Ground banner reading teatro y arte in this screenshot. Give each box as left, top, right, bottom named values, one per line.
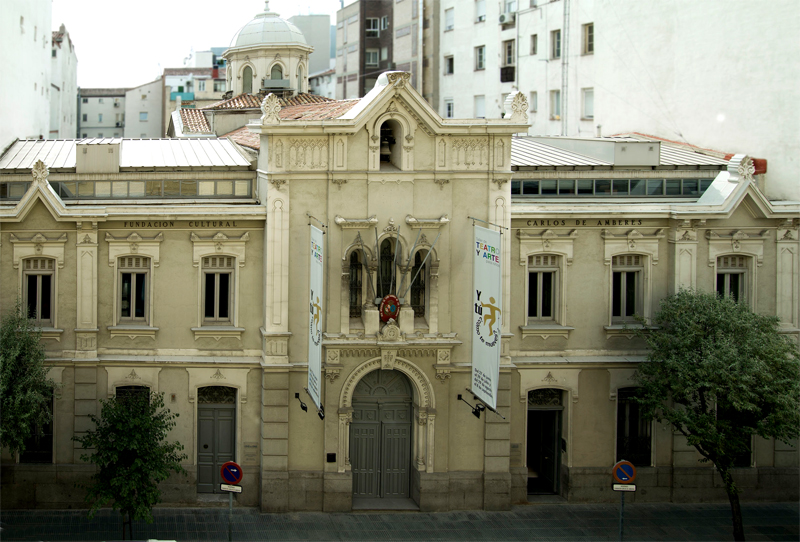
left=308, top=226, right=324, bottom=410
left=472, top=225, right=502, bottom=410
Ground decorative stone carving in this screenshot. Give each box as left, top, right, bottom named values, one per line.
left=379, top=319, right=402, bottom=342
left=106, top=231, right=163, bottom=267
left=190, top=231, right=249, bottom=267
left=381, top=349, right=397, bottom=370
left=517, top=229, right=577, bottom=266
left=386, top=71, right=411, bottom=88
left=32, top=159, right=49, bottom=184
left=9, top=232, right=68, bottom=269
left=334, top=215, right=378, bottom=229
left=452, top=138, right=489, bottom=168
left=383, top=218, right=399, bottom=234
left=706, top=229, right=768, bottom=266
left=492, top=177, right=509, bottom=189
left=405, top=214, right=449, bottom=229
left=260, top=93, right=282, bottom=124
left=433, top=178, right=449, bottom=190
left=503, top=91, right=529, bottom=123
left=269, top=178, right=286, bottom=190
left=211, top=369, right=226, bottom=380
left=288, top=138, right=328, bottom=169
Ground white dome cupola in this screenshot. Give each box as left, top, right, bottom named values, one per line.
left=222, top=1, right=314, bottom=96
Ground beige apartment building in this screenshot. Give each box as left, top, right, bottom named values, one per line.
left=1, top=2, right=797, bottom=513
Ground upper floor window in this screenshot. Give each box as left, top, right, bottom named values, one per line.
left=717, top=256, right=748, bottom=303
left=139, top=112, right=148, bottom=122
left=475, top=45, right=486, bottom=70
left=118, top=256, right=150, bottom=324
left=502, top=39, right=516, bottom=66
left=444, top=99, right=454, bottom=118
left=530, top=34, right=538, bottom=55
left=475, top=0, right=486, bottom=22
left=271, top=65, right=283, bottom=80
left=366, top=49, right=379, bottom=66
left=582, top=88, right=594, bottom=119
left=444, top=55, right=454, bottom=75
left=213, top=81, right=226, bottom=92
left=611, top=255, right=642, bottom=323
left=504, top=0, right=517, bottom=12
left=349, top=252, right=363, bottom=319
left=366, top=18, right=380, bottom=37
left=410, top=251, right=427, bottom=318
left=551, top=29, right=562, bottom=59
left=203, top=256, right=234, bottom=324
left=529, top=91, right=538, bottom=113
left=550, top=89, right=561, bottom=119
left=381, top=16, right=389, bottom=30
left=243, top=66, right=253, bottom=93
left=616, top=388, right=651, bottom=466
left=582, top=23, right=594, bottom=55
left=376, top=239, right=398, bottom=299
left=474, top=95, right=486, bottom=118
left=24, top=258, right=55, bottom=327
left=444, top=8, right=454, bottom=31
left=528, top=255, right=558, bottom=322
left=198, top=80, right=206, bottom=91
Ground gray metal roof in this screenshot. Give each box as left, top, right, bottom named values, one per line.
left=0, top=138, right=251, bottom=171
left=511, top=137, right=729, bottom=168
left=511, top=138, right=612, bottom=167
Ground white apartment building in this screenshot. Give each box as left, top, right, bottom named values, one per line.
left=2, top=0, right=52, bottom=147
left=49, top=24, right=78, bottom=139
left=77, top=89, right=128, bottom=138
left=124, top=78, right=163, bottom=138
left=437, top=0, right=799, bottom=201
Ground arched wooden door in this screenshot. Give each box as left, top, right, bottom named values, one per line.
left=351, top=370, right=413, bottom=499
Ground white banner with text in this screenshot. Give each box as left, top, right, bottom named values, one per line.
left=471, top=225, right=502, bottom=410
left=307, top=225, right=324, bottom=410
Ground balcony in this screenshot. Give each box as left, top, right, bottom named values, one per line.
left=500, top=66, right=515, bottom=83
left=170, top=91, right=195, bottom=102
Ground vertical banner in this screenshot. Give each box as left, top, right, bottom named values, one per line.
left=308, top=225, right=324, bottom=410
left=472, top=225, right=502, bottom=410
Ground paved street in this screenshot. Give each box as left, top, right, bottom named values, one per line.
left=1, top=502, right=797, bottom=541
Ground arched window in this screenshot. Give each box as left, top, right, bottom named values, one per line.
left=410, top=251, right=426, bottom=317
left=271, top=65, right=283, bottom=80
left=349, top=252, right=363, bottom=318
left=377, top=239, right=396, bottom=298
left=242, top=66, right=253, bottom=94
left=297, top=65, right=304, bottom=92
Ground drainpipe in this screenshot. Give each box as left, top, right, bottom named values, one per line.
left=561, top=0, right=570, bottom=136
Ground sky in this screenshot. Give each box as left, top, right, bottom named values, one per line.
left=52, top=0, right=353, bottom=88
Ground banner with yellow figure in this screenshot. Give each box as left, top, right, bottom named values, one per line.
left=308, top=225, right=324, bottom=410
left=472, top=225, right=502, bottom=410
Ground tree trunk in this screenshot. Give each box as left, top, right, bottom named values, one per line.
left=719, top=467, right=745, bottom=541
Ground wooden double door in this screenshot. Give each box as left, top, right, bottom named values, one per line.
left=197, top=386, right=236, bottom=494
left=350, top=370, right=413, bottom=499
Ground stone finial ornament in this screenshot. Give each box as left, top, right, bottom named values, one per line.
left=260, top=93, right=282, bottom=124
left=737, top=157, right=755, bottom=182
left=385, top=71, right=411, bottom=88
left=32, top=160, right=49, bottom=184
left=503, top=91, right=528, bottom=123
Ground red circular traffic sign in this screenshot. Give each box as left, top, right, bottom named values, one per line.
left=220, top=461, right=243, bottom=485
left=612, top=460, right=636, bottom=483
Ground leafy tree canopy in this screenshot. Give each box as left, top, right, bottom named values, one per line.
left=74, top=390, right=187, bottom=526
left=0, top=301, right=54, bottom=455
left=634, top=289, right=799, bottom=541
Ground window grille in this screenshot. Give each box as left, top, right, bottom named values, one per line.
left=349, top=252, right=363, bottom=318
left=612, top=255, right=641, bottom=267
left=203, top=256, right=234, bottom=269
left=198, top=386, right=236, bottom=404
left=410, top=252, right=426, bottom=318
left=24, top=258, right=54, bottom=271
left=718, top=256, right=747, bottom=269
left=529, top=255, right=558, bottom=267
left=119, top=256, right=148, bottom=268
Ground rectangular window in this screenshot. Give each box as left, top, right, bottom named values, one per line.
left=474, top=45, right=485, bottom=70
left=444, top=55, right=454, bottom=75
left=528, top=255, right=558, bottom=321
left=98, top=113, right=103, bottom=122
left=381, top=47, right=388, bottom=61
left=505, top=0, right=517, bottom=12
left=502, top=39, right=515, bottom=66
left=81, top=113, right=87, bottom=122
left=530, top=34, right=538, bottom=55
left=213, top=81, right=225, bottom=92
left=51, top=49, right=56, bottom=57
left=203, top=256, right=234, bottom=324
left=582, top=88, right=594, bottom=119
left=444, top=8, right=454, bottom=31
left=23, top=258, right=54, bottom=327
left=583, top=23, right=594, bottom=55
left=530, top=91, right=538, bottom=112
left=617, top=388, right=651, bottom=466
left=550, top=89, right=561, bottom=118
left=365, top=49, right=379, bottom=66
left=82, top=98, right=88, bottom=103
left=119, top=256, right=149, bottom=323
left=381, top=16, right=389, bottom=30
left=474, top=95, right=485, bottom=118
left=139, top=112, right=148, bottom=121
left=20, top=389, right=53, bottom=463
left=551, top=29, right=561, bottom=59
left=444, top=99, right=454, bottom=118
left=717, top=256, right=748, bottom=303
left=366, top=18, right=379, bottom=38
left=198, top=80, right=206, bottom=91
left=98, top=98, right=104, bottom=104
left=612, top=255, right=641, bottom=322
left=475, top=0, right=486, bottom=22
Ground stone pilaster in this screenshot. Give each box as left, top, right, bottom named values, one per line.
left=483, top=370, right=511, bottom=510
left=261, top=368, right=289, bottom=512
left=75, top=223, right=98, bottom=359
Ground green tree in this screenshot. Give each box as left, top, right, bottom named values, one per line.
left=634, top=290, right=800, bottom=541
left=0, top=300, right=54, bottom=455
left=74, top=390, right=187, bottom=540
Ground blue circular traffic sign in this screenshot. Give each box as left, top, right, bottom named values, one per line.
left=220, top=461, right=243, bottom=485
left=613, top=460, right=636, bottom=483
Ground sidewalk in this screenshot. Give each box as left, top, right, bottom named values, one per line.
left=1, top=502, right=797, bottom=541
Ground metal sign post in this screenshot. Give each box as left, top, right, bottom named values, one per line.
left=612, top=461, right=637, bottom=542
left=220, top=461, right=243, bottom=542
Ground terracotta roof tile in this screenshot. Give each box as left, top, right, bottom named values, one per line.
left=203, top=93, right=338, bottom=111
left=180, top=109, right=212, bottom=134
left=223, top=127, right=260, bottom=150
left=279, top=100, right=359, bottom=121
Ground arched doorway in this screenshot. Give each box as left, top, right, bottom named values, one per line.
left=197, top=386, right=236, bottom=493
left=351, top=370, right=413, bottom=501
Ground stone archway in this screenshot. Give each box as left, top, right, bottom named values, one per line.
left=338, top=356, right=435, bottom=475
